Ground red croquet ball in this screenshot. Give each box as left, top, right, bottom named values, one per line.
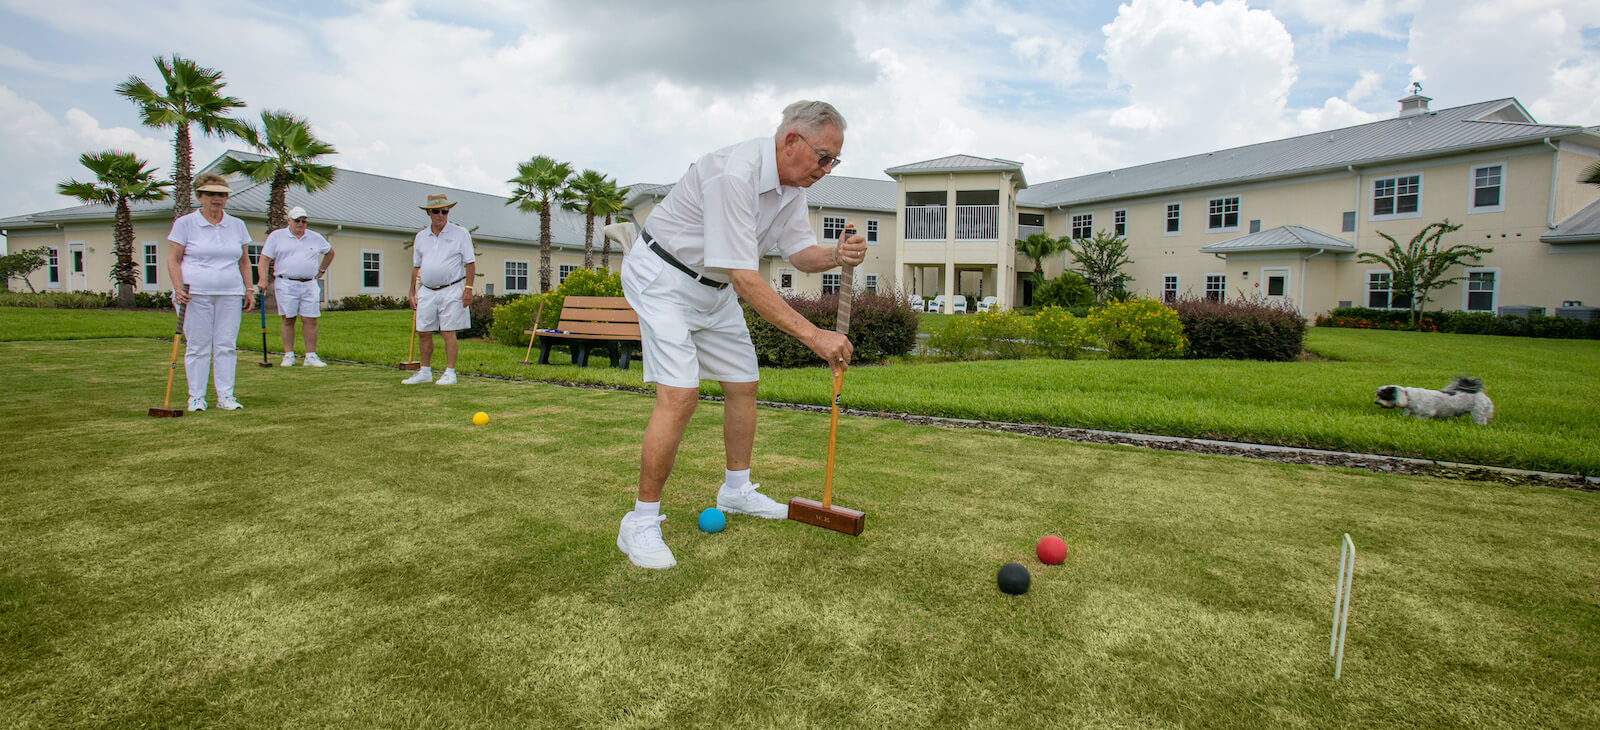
left=1036, top=535, right=1067, bottom=565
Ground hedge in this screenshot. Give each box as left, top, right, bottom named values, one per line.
left=1171, top=295, right=1306, bottom=361
left=745, top=289, right=918, bottom=367
left=1316, top=306, right=1600, bottom=339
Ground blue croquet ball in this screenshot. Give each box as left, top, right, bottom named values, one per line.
left=997, top=562, right=1031, bottom=596
left=698, top=507, right=726, bottom=533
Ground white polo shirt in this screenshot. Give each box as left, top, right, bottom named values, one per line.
left=412, top=221, right=475, bottom=288
left=168, top=210, right=253, bottom=295
left=262, top=228, right=331, bottom=279
left=646, top=137, right=816, bottom=276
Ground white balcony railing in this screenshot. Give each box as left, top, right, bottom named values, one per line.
left=904, top=205, right=946, bottom=241
left=1016, top=224, right=1045, bottom=241
left=956, top=205, right=999, bottom=241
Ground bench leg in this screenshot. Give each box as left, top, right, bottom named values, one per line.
left=574, top=343, right=591, bottom=367
left=537, top=341, right=553, bottom=365
left=616, top=344, right=638, bottom=370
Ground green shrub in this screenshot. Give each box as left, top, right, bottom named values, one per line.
left=1319, top=306, right=1600, bottom=340
left=927, top=316, right=980, bottom=360
left=0, top=291, right=115, bottom=308
left=461, top=294, right=503, bottom=339
left=745, top=289, right=919, bottom=367
left=1032, top=272, right=1094, bottom=309
left=1086, top=297, right=1187, bottom=359
left=970, top=310, right=1033, bottom=359
left=132, top=290, right=173, bottom=310
left=1031, top=306, right=1089, bottom=359
left=489, top=294, right=539, bottom=346
left=329, top=294, right=409, bottom=311
left=1171, top=295, right=1305, bottom=361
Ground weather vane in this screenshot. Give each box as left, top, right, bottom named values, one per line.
left=1409, top=81, right=1423, bottom=95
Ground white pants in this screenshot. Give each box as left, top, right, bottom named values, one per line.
left=183, top=293, right=243, bottom=399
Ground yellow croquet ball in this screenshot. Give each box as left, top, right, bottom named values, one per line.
left=472, top=412, right=489, bottom=426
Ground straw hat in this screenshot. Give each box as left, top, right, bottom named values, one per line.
left=194, top=173, right=232, bottom=194
left=419, top=193, right=458, bottom=211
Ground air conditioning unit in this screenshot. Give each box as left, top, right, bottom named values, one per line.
left=1497, top=305, right=1545, bottom=318
left=1555, top=306, right=1599, bottom=321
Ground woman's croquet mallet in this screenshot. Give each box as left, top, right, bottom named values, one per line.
left=149, top=286, right=189, bottom=417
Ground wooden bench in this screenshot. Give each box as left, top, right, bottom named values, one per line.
left=523, top=296, right=642, bottom=369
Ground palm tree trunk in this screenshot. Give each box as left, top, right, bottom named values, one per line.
left=601, top=213, right=613, bottom=271
left=539, top=197, right=553, bottom=293
left=173, top=125, right=194, bottom=218
left=114, top=198, right=136, bottom=307
left=268, top=170, right=289, bottom=233
left=584, top=213, right=595, bottom=270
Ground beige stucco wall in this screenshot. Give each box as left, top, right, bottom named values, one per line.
left=893, top=169, right=1022, bottom=311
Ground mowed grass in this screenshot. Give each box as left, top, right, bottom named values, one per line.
left=4, top=306, right=1595, bottom=474
left=1, top=339, right=1598, bottom=728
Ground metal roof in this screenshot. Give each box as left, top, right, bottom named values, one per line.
left=620, top=174, right=898, bottom=214
left=1541, top=196, right=1600, bottom=244
left=1018, top=98, right=1598, bottom=208
left=1199, top=225, right=1356, bottom=253
left=884, top=154, right=1028, bottom=188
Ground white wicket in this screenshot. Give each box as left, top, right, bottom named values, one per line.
left=1330, top=533, right=1356, bottom=679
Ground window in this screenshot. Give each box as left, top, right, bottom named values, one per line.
left=1205, top=274, right=1225, bottom=302
left=1366, top=272, right=1411, bottom=310
left=822, top=216, right=846, bottom=241
left=1465, top=270, right=1496, bottom=312
left=504, top=260, right=529, bottom=293
left=46, top=247, right=59, bottom=286
left=1265, top=271, right=1287, bottom=297
left=866, top=219, right=879, bottom=245
left=1070, top=213, right=1093, bottom=240
left=864, top=274, right=878, bottom=293
left=1018, top=212, right=1044, bottom=227
left=1342, top=211, right=1356, bottom=232
left=778, top=269, right=795, bottom=290
left=1470, top=163, right=1504, bottom=213
left=1162, top=275, right=1178, bottom=304
left=1207, top=196, right=1240, bottom=231
left=1114, top=210, right=1127, bottom=236
left=1249, top=219, right=1261, bottom=234
left=361, top=250, right=382, bottom=290
left=143, top=243, right=159, bottom=287
left=1165, top=203, right=1181, bottom=235
left=246, top=244, right=263, bottom=285
left=1372, top=174, right=1421, bottom=219
left=822, top=273, right=840, bottom=294
left=558, top=264, right=578, bottom=285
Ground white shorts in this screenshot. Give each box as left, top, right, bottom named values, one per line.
left=621, top=247, right=758, bottom=388
left=416, top=280, right=470, bottom=332
left=273, top=278, right=321, bottom=318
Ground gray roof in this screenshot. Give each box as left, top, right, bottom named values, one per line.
left=1019, top=98, right=1600, bottom=208
left=1541, top=196, right=1600, bottom=244
left=1199, top=225, right=1356, bottom=253
left=885, top=154, right=1028, bottom=188
left=1, top=151, right=598, bottom=249
left=620, top=175, right=897, bottom=214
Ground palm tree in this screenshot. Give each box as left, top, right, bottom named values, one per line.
left=1581, top=160, right=1600, bottom=187
left=563, top=170, right=612, bottom=270
left=115, top=55, right=247, bottom=219
left=1016, top=231, right=1068, bottom=280
left=217, top=110, right=338, bottom=234
left=57, top=151, right=170, bottom=307
left=595, top=180, right=632, bottom=272
left=506, top=156, right=574, bottom=292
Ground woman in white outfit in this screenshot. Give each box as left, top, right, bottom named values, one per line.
left=166, top=173, right=256, bottom=411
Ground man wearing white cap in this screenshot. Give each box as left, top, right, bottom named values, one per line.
left=256, top=206, right=335, bottom=367
left=404, top=193, right=475, bottom=385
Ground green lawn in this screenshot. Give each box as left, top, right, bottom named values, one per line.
left=4, top=306, right=1595, bottom=474
left=1, top=338, right=1597, bottom=727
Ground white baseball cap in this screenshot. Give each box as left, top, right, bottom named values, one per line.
left=288, top=206, right=309, bottom=220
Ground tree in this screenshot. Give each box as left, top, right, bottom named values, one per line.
left=115, top=55, right=247, bottom=219
left=1016, top=231, right=1068, bottom=281
left=1357, top=220, right=1492, bottom=326
left=563, top=169, right=611, bottom=270
left=1064, top=230, right=1134, bottom=304
left=57, top=151, right=170, bottom=307
left=0, top=247, right=48, bottom=292
left=506, top=156, right=574, bottom=292
left=595, top=180, right=632, bottom=272
left=1581, top=160, right=1600, bottom=187
left=217, top=110, right=337, bottom=234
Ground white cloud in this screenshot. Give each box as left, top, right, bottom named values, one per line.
left=1263, top=0, right=1420, bottom=40
left=0, top=86, right=170, bottom=213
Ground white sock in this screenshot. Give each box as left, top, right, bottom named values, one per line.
left=631, top=500, right=660, bottom=519
left=722, top=468, right=751, bottom=493
left=418, top=366, right=432, bottom=376
left=307, top=351, right=316, bottom=357
left=444, top=367, right=456, bottom=375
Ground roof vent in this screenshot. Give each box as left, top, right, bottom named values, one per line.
left=1398, top=82, right=1431, bottom=118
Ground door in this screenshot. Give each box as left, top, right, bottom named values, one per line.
left=67, top=242, right=88, bottom=291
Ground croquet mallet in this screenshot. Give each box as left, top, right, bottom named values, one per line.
left=400, top=270, right=423, bottom=371
left=256, top=288, right=272, bottom=367
left=149, top=286, right=189, bottom=417
left=788, top=223, right=867, bottom=536
left=519, top=298, right=546, bottom=365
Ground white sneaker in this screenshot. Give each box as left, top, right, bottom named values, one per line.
left=617, top=514, right=676, bottom=569
left=302, top=353, right=327, bottom=367
left=435, top=371, right=457, bottom=385
left=402, top=369, right=433, bottom=385
left=280, top=353, right=295, bottom=367
left=187, top=397, right=207, bottom=412
left=217, top=396, right=243, bottom=411
left=716, top=483, right=790, bottom=519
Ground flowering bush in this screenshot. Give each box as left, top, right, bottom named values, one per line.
left=1171, top=295, right=1305, bottom=361
left=488, top=268, right=623, bottom=346
left=927, top=316, right=980, bottom=360
left=970, top=310, right=1033, bottom=359
left=1030, top=306, right=1089, bottom=359
left=1086, top=297, right=1187, bottom=359
left=744, top=289, right=918, bottom=367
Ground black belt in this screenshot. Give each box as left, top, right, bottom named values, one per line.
left=278, top=275, right=314, bottom=282
left=641, top=229, right=727, bottom=289
left=421, top=276, right=466, bottom=291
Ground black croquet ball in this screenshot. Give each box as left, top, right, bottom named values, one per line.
left=997, top=562, right=1030, bottom=596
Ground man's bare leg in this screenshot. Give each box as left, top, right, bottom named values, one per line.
left=303, top=317, right=318, bottom=352
left=441, top=331, right=458, bottom=370
left=418, top=331, right=434, bottom=366
left=280, top=316, right=297, bottom=356
left=638, top=385, right=700, bottom=502
left=720, top=380, right=759, bottom=471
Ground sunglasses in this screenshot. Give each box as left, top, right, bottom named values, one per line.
left=291, top=218, right=308, bottom=223
left=795, top=133, right=841, bottom=170
left=428, top=209, right=450, bottom=215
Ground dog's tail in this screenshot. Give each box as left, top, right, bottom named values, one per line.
left=1446, top=376, right=1485, bottom=394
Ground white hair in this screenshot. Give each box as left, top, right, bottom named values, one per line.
left=775, top=100, right=847, bottom=139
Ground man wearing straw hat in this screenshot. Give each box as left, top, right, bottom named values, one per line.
left=256, top=206, right=335, bottom=367
left=403, top=193, right=475, bottom=386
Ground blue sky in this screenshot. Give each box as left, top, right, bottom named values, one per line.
left=3, top=0, right=1598, bottom=249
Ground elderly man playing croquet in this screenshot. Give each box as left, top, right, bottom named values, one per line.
left=615, top=100, right=867, bottom=570
left=256, top=206, right=335, bottom=367
left=404, top=193, right=475, bottom=386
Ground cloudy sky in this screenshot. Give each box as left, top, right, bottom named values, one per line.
left=3, top=0, right=1599, bottom=246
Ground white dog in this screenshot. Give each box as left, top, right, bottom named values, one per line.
left=1373, top=377, right=1494, bottom=425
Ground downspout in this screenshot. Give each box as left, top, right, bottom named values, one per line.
left=1300, top=248, right=1326, bottom=317
left=1543, top=137, right=1560, bottom=228
left=1347, top=165, right=1359, bottom=250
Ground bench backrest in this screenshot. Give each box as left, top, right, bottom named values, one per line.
left=557, top=296, right=640, bottom=338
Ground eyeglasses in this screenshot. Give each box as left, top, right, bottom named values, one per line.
left=291, top=218, right=308, bottom=223
left=428, top=209, right=450, bottom=215
left=794, top=134, right=841, bottom=170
